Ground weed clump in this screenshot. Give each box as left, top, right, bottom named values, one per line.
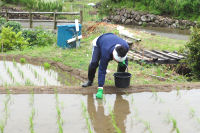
left=20, top=58, right=26, bottom=63
left=44, top=62, right=51, bottom=69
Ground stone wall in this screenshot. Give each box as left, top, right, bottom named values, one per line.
left=105, top=9, right=197, bottom=29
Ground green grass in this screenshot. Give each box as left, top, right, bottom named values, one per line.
left=5, top=23, right=190, bottom=85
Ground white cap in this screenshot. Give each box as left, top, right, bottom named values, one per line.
left=113, top=44, right=127, bottom=62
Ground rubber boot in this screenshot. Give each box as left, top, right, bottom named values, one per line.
left=82, top=80, right=93, bottom=87
left=96, top=88, right=103, bottom=99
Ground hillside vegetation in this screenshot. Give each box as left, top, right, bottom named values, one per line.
left=100, top=0, right=200, bottom=21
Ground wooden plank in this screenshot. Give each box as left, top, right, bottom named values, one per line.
left=56, top=20, right=80, bottom=23
left=173, top=51, right=187, bottom=56
left=152, top=50, right=180, bottom=60
left=129, top=51, right=151, bottom=61
left=144, top=50, right=171, bottom=60
left=127, top=54, right=140, bottom=61
left=56, top=12, right=80, bottom=15
left=7, top=11, right=29, bottom=14
left=133, top=49, right=157, bottom=60
left=8, top=19, right=29, bottom=21
left=5, top=12, right=79, bottom=15
left=163, top=50, right=184, bottom=59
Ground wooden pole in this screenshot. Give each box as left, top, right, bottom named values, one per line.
left=53, top=12, right=57, bottom=30
left=5, top=9, right=8, bottom=22
left=29, top=11, right=33, bottom=28
left=80, top=10, right=83, bottom=24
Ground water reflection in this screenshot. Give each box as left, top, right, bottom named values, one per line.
left=87, top=94, right=130, bottom=133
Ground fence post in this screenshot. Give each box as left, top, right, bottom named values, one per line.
left=53, top=12, right=57, bottom=30
left=80, top=10, right=83, bottom=24
left=29, top=11, right=33, bottom=28
left=5, top=9, right=8, bottom=22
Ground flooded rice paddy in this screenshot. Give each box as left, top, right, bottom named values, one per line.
left=0, top=60, right=81, bottom=86
left=0, top=89, right=200, bottom=133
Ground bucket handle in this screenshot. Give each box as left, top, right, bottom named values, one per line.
left=124, top=64, right=129, bottom=73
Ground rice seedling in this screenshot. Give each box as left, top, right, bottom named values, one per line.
left=81, top=101, right=93, bottom=133
left=54, top=88, right=63, bottom=133
left=18, top=68, right=24, bottom=79
left=151, top=88, right=163, bottom=103
left=176, top=87, right=181, bottom=96
left=12, top=59, right=17, bottom=67
left=140, top=120, right=152, bottom=133
left=151, top=88, right=158, bottom=100
left=29, top=88, right=35, bottom=133
left=44, top=78, right=48, bottom=86
left=109, top=105, right=121, bottom=133
left=189, top=108, right=195, bottom=118
left=167, top=114, right=180, bottom=133
left=25, top=79, right=33, bottom=86
left=0, top=88, right=11, bottom=133
left=189, top=107, right=200, bottom=125
left=6, top=67, right=15, bottom=82
left=34, top=70, right=38, bottom=79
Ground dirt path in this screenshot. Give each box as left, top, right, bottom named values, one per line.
left=1, top=83, right=200, bottom=94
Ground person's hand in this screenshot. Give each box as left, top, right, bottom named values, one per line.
left=118, top=60, right=126, bottom=67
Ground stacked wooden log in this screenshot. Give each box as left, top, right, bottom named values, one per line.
left=127, top=49, right=185, bottom=64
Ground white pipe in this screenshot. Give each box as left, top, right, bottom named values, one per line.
left=67, top=35, right=82, bottom=43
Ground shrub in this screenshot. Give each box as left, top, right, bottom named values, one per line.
left=22, top=28, right=56, bottom=47
left=0, top=26, right=28, bottom=52
left=4, top=21, right=22, bottom=33
left=184, top=27, right=200, bottom=78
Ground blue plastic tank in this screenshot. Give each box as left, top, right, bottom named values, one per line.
left=57, top=24, right=82, bottom=48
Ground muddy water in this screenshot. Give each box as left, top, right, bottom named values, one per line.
left=0, top=60, right=81, bottom=86
left=126, top=25, right=190, bottom=40
left=1, top=89, right=200, bottom=133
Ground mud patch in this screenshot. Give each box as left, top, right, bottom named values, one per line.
left=1, top=82, right=200, bottom=94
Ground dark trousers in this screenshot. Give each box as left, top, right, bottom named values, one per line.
left=88, top=46, right=128, bottom=82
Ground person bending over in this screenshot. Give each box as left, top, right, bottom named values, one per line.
left=82, top=33, right=129, bottom=99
